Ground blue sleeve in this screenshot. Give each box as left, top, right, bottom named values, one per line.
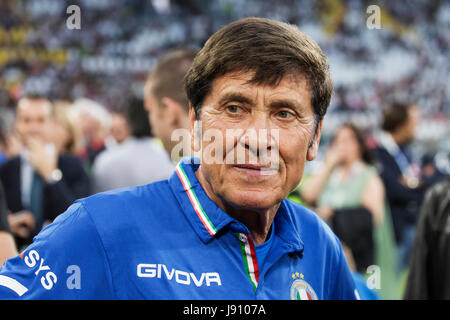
left=328, top=240, right=359, bottom=300
left=0, top=202, right=115, bottom=299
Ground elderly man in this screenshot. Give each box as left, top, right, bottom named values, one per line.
left=0, top=18, right=357, bottom=300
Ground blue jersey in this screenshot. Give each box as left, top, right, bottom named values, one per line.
left=0, top=157, right=357, bottom=300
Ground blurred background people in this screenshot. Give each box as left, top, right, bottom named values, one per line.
left=0, top=122, right=11, bottom=165
left=404, top=178, right=450, bottom=300
left=0, top=182, right=17, bottom=266
left=109, top=111, right=131, bottom=145
left=0, top=112, right=22, bottom=165
left=373, top=102, right=425, bottom=271
left=71, top=98, right=112, bottom=172
left=0, top=95, right=90, bottom=249
left=49, top=100, right=83, bottom=156
left=144, top=48, right=198, bottom=163
left=92, top=98, right=173, bottom=193
left=301, top=123, right=399, bottom=299
left=420, top=152, right=449, bottom=187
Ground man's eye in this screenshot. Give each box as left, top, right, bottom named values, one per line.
left=277, top=110, right=294, bottom=119
left=226, top=105, right=241, bottom=113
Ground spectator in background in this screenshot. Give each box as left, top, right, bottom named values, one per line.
left=420, top=153, right=449, bottom=188
left=144, top=48, right=198, bottom=163
left=0, top=113, right=22, bottom=164
left=404, top=178, right=450, bottom=300
left=49, top=100, right=83, bottom=155
left=301, top=124, right=398, bottom=299
left=0, top=125, right=8, bottom=165
left=71, top=98, right=112, bottom=170
left=109, top=111, right=131, bottom=145
left=0, top=182, right=17, bottom=266
left=373, top=101, right=424, bottom=271
left=92, top=99, right=174, bottom=193
left=0, top=95, right=90, bottom=249
left=342, top=243, right=379, bottom=300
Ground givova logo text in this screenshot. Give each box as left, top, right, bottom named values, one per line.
left=137, top=263, right=221, bottom=287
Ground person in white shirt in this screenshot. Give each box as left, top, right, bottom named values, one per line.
left=92, top=98, right=174, bottom=193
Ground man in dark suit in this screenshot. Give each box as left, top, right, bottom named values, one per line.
left=0, top=95, right=90, bottom=249
left=373, top=101, right=424, bottom=271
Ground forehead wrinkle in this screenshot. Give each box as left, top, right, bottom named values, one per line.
left=217, top=92, right=254, bottom=106
left=268, top=99, right=300, bottom=111
left=265, top=76, right=312, bottom=113
left=210, top=71, right=311, bottom=113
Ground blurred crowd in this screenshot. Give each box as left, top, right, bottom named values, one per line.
left=0, top=0, right=449, bottom=119
left=0, top=46, right=194, bottom=257
left=0, top=0, right=449, bottom=300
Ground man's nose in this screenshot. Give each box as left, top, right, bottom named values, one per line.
left=239, top=114, right=275, bottom=158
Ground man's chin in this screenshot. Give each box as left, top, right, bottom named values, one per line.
left=223, top=189, right=282, bottom=211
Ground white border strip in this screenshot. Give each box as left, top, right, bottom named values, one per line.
left=242, top=234, right=258, bottom=288
left=0, top=275, right=28, bottom=296
left=176, top=163, right=217, bottom=236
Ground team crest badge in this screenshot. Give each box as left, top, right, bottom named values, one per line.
left=290, top=273, right=318, bottom=300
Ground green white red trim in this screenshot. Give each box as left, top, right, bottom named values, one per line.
left=296, top=287, right=313, bottom=300
left=176, top=163, right=217, bottom=237
left=237, top=233, right=260, bottom=291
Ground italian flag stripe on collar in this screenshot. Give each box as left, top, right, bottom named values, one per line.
left=175, top=162, right=217, bottom=237
left=237, top=233, right=260, bottom=291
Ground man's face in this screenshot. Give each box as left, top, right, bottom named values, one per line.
left=193, top=71, right=321, bottom=211
left=144, top=84, right=171, bottom=147
left=403, top=106, right=420, bottom=143
left=15, top=98, right=52, bottom=147
left=110, top=113, right=130, bottom=144
left=332, top=126, right=361, bottom=164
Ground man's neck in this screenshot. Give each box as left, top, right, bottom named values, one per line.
left=224, top=205, right=277, bottom=245
left=195, top=168, right=278, bottom=245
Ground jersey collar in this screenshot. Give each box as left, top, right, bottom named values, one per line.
left=169, top=157, right=238, bottom=243
left=168, top=157, right=305, bottom=255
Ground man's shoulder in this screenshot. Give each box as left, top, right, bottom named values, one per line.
left=78, top=179, right=173, bottom=225
left=83, top=178, right=171, bottom=206
left=283, top=199, right=328, bottom=231
left=21, top=179, right=174, bottom=259
left=283, top=199, right=342, bottom=252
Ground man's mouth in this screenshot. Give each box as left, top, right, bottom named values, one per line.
left=231, top=163, right=278, bottom=176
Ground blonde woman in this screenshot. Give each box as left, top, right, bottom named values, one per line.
left=49, top=101, right=83, bottom=156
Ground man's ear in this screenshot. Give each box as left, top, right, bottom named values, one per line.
left=188, top=103, right=197, bottom=129
left=306, top=119, right=323, bottom=161
left=188, top=103, right=201, bottom=153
